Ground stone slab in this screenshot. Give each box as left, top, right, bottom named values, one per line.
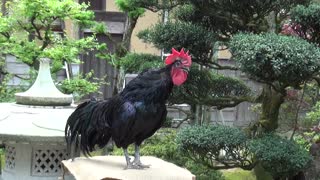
left=15, top=93, right=73, bottom=106
left=62, top=156, right=195, bottom=180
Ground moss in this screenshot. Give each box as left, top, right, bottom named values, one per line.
left=0, top=148, right=4, bottom=173
left=253, top=164, right=273, bottom=180
left=222, top=168, right=259, bottom=180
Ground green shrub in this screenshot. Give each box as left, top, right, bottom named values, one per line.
left=118, top=53, right=163, bottom=73
left=0, top=74, right=21, bottom=102
left=176, top=125, right=254, bottom=170
left=176, top=125, right=312, bottom=178
left=305, top=101, right=320, bottom=126
left=185, top=160, right=225, bottom=180
left=294, top=132, right=319, bottom=151
left=294, top=99, right=320, bottom=150
left=162, top=117, right=173, bottom=128
left=58, top=71, right=106, bottom=101
left=249, top=134, right=311, bottom=178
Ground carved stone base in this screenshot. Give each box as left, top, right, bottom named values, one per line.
left=2, top=143, right=74, bottom=180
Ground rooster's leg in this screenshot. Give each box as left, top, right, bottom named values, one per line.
left=123, top=148, right=140, bottom=169
left=133, top=144, right=150, bottom=168
left=123, top=148, right=133, bottom=169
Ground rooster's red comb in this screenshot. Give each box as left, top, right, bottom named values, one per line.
left=165, top=48, right=192, bottom=67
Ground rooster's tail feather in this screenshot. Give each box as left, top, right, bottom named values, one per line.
left=65, top=100, right=113, bottom=156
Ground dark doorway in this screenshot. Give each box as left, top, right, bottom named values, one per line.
left=80, top=33, right=123, bottom=99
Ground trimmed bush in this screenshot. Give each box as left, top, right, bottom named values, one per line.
left=176, top=125, right=254, bottom=170
left=249, top=134, right=311, bottom=178
left=230, top=33, right=320, bottom=88
left=138, top=22, right=216, bottom=64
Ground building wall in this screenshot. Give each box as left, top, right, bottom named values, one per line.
left=105, top=1, right=161, bottom=55
left=218, top=47, right=232, bottom=60
left=64, top=20, right=78, bottom=39
left=106, top=0, right=118, bottom=12
left=130, top=10, right=162, bottom=55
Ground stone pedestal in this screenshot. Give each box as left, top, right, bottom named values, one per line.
left=62, top=156, right=195, bottom=180
left=0, top=103, right=76, bottom=180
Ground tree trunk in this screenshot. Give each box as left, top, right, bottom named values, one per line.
left=259, top=84, right=286, bottom=132
left=112, top=16, right=138, bottom=95
left=253, top=163, right=273, bottom=180
left=203, top=105, right=211, bottom=124
left=122, top=17, right=138, bottom=52
left=196, top=104, right=202, bottom=125
left=190, top=104, right=197, bottom=125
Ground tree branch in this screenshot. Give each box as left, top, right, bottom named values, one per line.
left=0, top=69, right=29, bottom=80
left=143, top=3, right=181, bottom=12
left=167, top=105, right=193, bottom=128
left=312, top=76, right=320, bottom=85
left=168, top=105, right=191, bottom=115
left=0, top=32, right=10, bottom=39
left=200, top=61, right=239, bottom=71
left=40, top=24, right=52, bottom=51
left=290, top=82, right=307, bottom=140
left=199, top=96, right=254, bottom=110
left=17, top=20, right=34, bottom=35
left=30, top=14, right=43, bottom=40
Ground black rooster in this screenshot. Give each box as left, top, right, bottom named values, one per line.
left=65, top=48, right=192, bottom=169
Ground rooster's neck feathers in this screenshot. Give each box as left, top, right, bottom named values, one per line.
left=119, top=65, right=173, bottom=103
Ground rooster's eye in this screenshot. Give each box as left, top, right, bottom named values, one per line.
left=174, top=60, right=182, bottom=66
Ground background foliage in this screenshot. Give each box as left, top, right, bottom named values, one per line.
left=58, top=71, right=107, bottom=101
left=118, top=53, right=163, bottom=73
left=169, top=68, right=252, bottom=109
left=0, top=74, right=17, bottom=102
left=290, top=3, right=320, bottom=45
left=174, top=0, right=310, bottom=37
left=0, top=0, right=99, bottom=67
left=0, top=0, right=108, bottom=101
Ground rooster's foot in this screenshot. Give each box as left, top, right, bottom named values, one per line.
left=124, top=161, right=150, bottom=170
left=132, top=159, right=150, bottom=169
left=124, top=163, right=144, bottom=170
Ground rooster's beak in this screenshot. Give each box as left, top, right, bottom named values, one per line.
left=182, top=67, right=190, bottom=72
